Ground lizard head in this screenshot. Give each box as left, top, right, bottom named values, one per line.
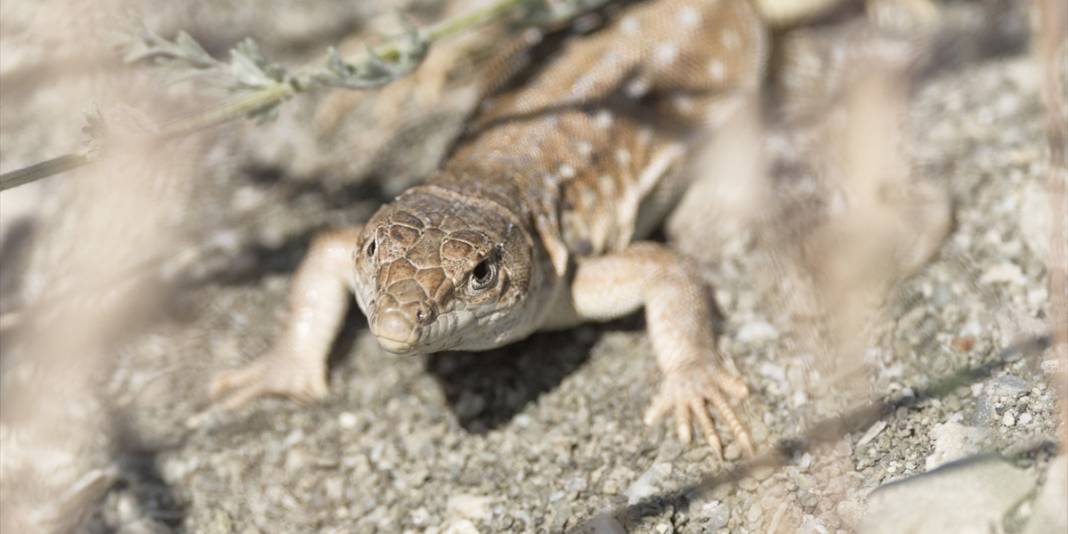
left=352, top=189, right=542, bottom=355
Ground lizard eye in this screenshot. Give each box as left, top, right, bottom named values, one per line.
left=468, top=259, right=497, bottom=292
left=365, top=239, right=377, bottom=258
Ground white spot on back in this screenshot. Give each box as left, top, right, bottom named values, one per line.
left=571, top=73, right=596, bottom=97
left=653, top=43, right=679, bottom=66
left=624, top=77, right=651, bottom=99
left=676, top=6, right=700, bottom=28
left=708, top=59, right=726, bottom=81
left=620, top=16, right=640, bottom=35
left=593, top=110, right=614, bottom=129
left=615, top=148, right=632, bottom=166
left=559, top=164, right=577, bottom=178
left=575, top=140, right=594, bottom=158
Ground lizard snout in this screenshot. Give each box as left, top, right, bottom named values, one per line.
left=370, top=301, right=437, bottom=354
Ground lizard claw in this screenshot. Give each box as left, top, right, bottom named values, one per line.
left=210, top=352, right=328, bottom=410
left=643, top=365, right=753, bottom=459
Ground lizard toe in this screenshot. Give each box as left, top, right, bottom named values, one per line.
left=649, top=365, right=755, bottom=458
left=643, top=390, right=673, bottom=426
left=210, top=353, right=328, bottom=409
left=690, top=397, right=724, bottom=459
left=704, top=378, right=755, bottom=457
left=674, top=399, right=693, bottom=445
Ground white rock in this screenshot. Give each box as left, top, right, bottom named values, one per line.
left=625, top=462, right=672, bottom=505
left=565, top=476, right=588, bottom=494
left=989, top=374, right=1029, bottom=397
left=1024, top=455, right=1068, bottom=534
left=979, top=262, right=1025, bottom=286
left=758, top=362, right=787, bottom=390
left=581, top=512, right=626, bottom=534
left=800, top=514, right=830, bottom=534
left=737, top=320, right=779, bottom=343
left=338, top=412, right=358, bottom=429
left=447, top=494, right=493, bottom=521
left=442, top=519, right=480, bottom=534
left=857, top=421, right=888, bottom=448
left=1001, top=412, right=1015, bottom=427
left=1027, top=287, right=1048, bottom=310
left=959, top=320, right=983, bottom=338
left=925, top=422, right=988, bottom=471
left=861, top=456, right=1035, bottom=534
left=698, top=500, right=730, bottom=530
left=410, top=507, right=430, bottom=526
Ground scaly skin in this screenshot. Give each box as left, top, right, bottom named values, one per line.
left=213, top=0, right=768, bottom=457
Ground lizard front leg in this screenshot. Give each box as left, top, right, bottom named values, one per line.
left=563, top=242, right=753, bottom=457
left=210, top=227, right=362, bottom=409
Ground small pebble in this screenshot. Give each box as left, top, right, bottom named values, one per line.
left=1002, top=412, right=1016, bottom=427
left=447, top=494, right=493, bottom=521
left=724, top=442, right=741, bottom=461
left=980, top=262, right=1025, bottom=285
left=747, top=502, right=763, bottom=523
left=737, top=320, right=778, bottom=343
left=338, top=412, right=358, bottom=429
left=857, top=421, right=888, bottom=448
left=752, top=465, right=775, bottom=481
left=750, top=421, right=769, bottom=443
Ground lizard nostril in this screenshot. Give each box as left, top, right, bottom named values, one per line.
left=414, top=304, right=435, bottom=325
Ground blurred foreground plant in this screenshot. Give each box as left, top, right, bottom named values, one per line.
left=0, top=0, right=610, bottom=192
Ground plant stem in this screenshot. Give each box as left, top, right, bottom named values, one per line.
left=424, top=0, right=529, bottom=43
left=0, top=0, right=541, bottom=192
left=0, top=154, right=91, bottom=191
left=160, top=82, right=294, bottom=139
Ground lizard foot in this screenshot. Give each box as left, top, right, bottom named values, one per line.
left=643, top=365, right=753, bottom=459
left=210, top=353, right=328, bottom=410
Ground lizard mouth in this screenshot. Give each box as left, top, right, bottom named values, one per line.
left=375, top=335, right=416, bottom=354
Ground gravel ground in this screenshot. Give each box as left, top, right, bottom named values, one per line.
left=1, top=1, right=1064, bottom=533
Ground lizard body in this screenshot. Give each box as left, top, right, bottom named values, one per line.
left=213, top=0, right=771, bottom=455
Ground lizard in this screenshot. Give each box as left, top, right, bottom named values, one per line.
left=211, top=0, right=776, bottom=458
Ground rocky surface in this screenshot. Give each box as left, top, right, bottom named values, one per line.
left=0, top=1, right=1064, bottom=533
